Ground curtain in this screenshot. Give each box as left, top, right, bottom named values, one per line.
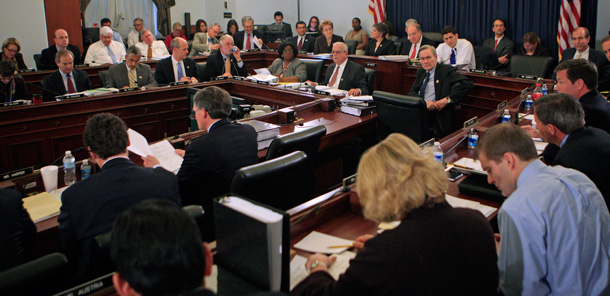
left=386, top=0, right=598, bottom=61
left=84, top=0, right=158, bottom=37
left=151, top=0, right=175, bottom=37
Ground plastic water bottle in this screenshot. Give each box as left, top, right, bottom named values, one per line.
left=80, top=159, right=91, bottom=180
left=432, top=142, right=443, bottom=163
left=524, top=95, right=533, bottom=112
left=532, top=83, right=543, bottom=101
left=541, top=82, right=548, bottom=96
left=502, top=109, right=511, bottom=123
left=63, top=150, right=76, bottom=186
left=467, top=129, right=479, bottom=149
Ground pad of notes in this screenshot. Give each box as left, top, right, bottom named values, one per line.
left=23, top=192, right=62, bottom=222
left=453, top=158, right=486, bottom=175
left=293, top=231, right=354, bottom=254
left=290, top=251, right=356, bottom=290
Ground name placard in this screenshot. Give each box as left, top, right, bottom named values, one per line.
left=497, top=100, right=508, bottom=111
left=469, top=69, right=487, bottom=74
left=1, top=167, right=33, bottom=181
left=517, top=74, right=537, bottom=80
left=118, top=87, right=139, bottom=92
left=463, top=116, right=479, bottom=129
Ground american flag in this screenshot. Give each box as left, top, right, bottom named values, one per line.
left=368, top=0, right=386, bottom=24
left=556, top=0, right=581, bottom=59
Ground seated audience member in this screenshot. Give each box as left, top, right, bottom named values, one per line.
left=530, top=93, right=610, bottom=206
left=226, top=19, right=239, bottom=36
left=267, top=42, right=307, bottom=82
left=42, top=49, right=92, bottom=101
left=1, top=38, right=27, bottom=70
left=192, top=19, right=208, bottom=39
left=84, top=26, right=126, bottom=65
left=314, top=19, right=344, bottom=54
left=400, top=23, right=437, bottom=57
left=382, top=20, right=398, bottom=42
left=408, top=45, right=474, bottom=137
left=189, top=23, right=221, bottom=57
left=126, top=18, right=145, bottom=47
left=345, top=18, right=369, bottom=55
left=104, top=46, right=158, bottom=89
left=520, top=32, right=551, bottom=56
left=155, top=37, right=199, bottom=85
left=164, top=22, right=187, bottom=51
left=0, top=61, right=29, bottom=103
left=233, top=16, right=265, bottom=50
left=0, top=188, right=36, bottom=272
left=292, top=133, right=498, bottom=295
left=272, top=11, right=293, bottom=38
left=110, top=199, right=215, bottom=296
left=307, top=42, right=368, bottom=96
left=40, top=29, right=82, bottom=70
left=201, top=35, right=247, bottom=81
left=135, top=29, right=170, bottom=61
left=58, top=113, right=180, bottom=279
left=307, top=16, right=320, bottom=36
left=364, top=22, right=395, bottom=57
left=603, top=35, right=610, bottom=62
left=100, top=18, right=125, bottom=48
left=483, top=19, right=514, bottom=71
left=475, top=123, right=610, bottom=295
left=287, top=21, right=316, bottom=53
left=560, top=27, right=610, bottom=89
left=436, top=26, right=476, bottom=70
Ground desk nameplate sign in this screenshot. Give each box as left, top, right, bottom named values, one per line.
left=497, top=100, right=508, bottom=111
left=463, top=116, right=479, bottom=129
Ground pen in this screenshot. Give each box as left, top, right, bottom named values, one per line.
left=327, top=244, right=353, bottom=249
left=445, top=162, right=474, bottom=170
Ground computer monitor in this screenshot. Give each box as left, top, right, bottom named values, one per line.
left=261, top=24, right=289, bottom=43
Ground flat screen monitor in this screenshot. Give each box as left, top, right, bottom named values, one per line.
left=261, top=24, right=289, bottom=43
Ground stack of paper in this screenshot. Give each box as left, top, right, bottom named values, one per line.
left=23, top=192, right=62, bottom=222
left=445, top=194, right=497, bottom=218
left=127, top=129, right=184, bottom=174
left=452, top=157, right=486, bottom=175
left=290, top=251, right=357, bottom=290
left=249, top=68, right=279, bottom=83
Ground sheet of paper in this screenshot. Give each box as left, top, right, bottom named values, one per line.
left=378, top=221, right=400, bottom=230
left=23, top=192, right=63, bottom=222
left=328, top=251, right=356, bottom=280
left=290, top=251, right=356, bottom=290
left=293, top=231, right=354, bottom=254
left=534, top=141, right=549, bottom=153
left=453, top=157, right=486, bottom=175
left=127, top=128, right=153, bottom=157
left=254, top=68, right=271, bottom=75
left=149, top=140, right=184, bottom=173
left=445, top=194, right=498, bottom=218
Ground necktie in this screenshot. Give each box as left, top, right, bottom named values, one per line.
left=418, top=72, right=431, bottom=98
left=246, top=34, right=252, bottom=50
left=66, top=73, right=76, bottom=93
left=148, top=45, right=153, bottom=60
left=177, top=62, right=184, bottom=81
left=450, top=49, right=456, bottom=65
left=224, top=57, right=231, bottom=75
left=298, top=37, right=303, bottom=51
left=129, top=69, right=137, bottom=87
left=575, top=52, right=581, bottom=59
left=410, top=44, right=418, bottom=59
left=494, top=39, right=498, bottom=51
left=107, top=46, right=117, bottom=64
left=329, top=65, right=340, bottom=87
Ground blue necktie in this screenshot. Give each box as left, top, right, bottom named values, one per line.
left=419, top=72, right=431, bottom=98
left=450, top=49, right=456, bottom=65
left=177, top=62, right=184, bottom=81
left=107, top=46, right=117, bottom=64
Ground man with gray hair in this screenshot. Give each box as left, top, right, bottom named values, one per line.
left=399, top=23, right=438, bottom=57
left=189, top=23, right=221, bottom=57
left=233, top=16, right=264, bottom=50
left=135, top=29, right=169, bottom=60
left=105, top=45, right=158, bottom=89
left=201, top=34, right=247, bottom=81
left=84, top=26, right=126, bottom=65
left=307, top=42, right=368, bottom=96
left=127, top=17, right=146, bottom=47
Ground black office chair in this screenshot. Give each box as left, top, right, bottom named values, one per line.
left=301, top=59, right=324, bottom=83
left=422, top=32, right=443, bottom=46
left=364, top=68, right=377, bottom=94
left=197, top=62, right=207, bottom=82
left=473, top=46, right=495, bottom=70
left=0, top=252, right=71, bottom=295
left=344, top=40, right=357, bottom=55
left=231, top=151, right=309, bottom=211
left=393, top=41, right=403, bottom=55
left=373, top=90, right=429, bottom=143
left=33, top=54, right=43, bottom=71
left=509, top=55, right=555, bottom=79
left=98, top=70, right=110, bottom=87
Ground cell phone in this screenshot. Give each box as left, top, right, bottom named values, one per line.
left=447, top=169, right=464, bottom=182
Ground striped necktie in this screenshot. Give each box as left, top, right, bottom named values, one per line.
left=129, top=69, right=137, bottom=87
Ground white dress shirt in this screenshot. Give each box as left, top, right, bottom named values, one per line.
left=171, top=56, right=186, bottom=82
left=436, top=38, right=476, bottom=70
left=60, top=71, right=77, bottom=93
left=84, top=40, right=126, bottom=64
left=409, top=37, right=423, bottom=58
left=328, top=59, right=348, bottom=88
left=127, top=30, right=142, bottom=47
left=574, top=47, right=590, bottom=60
left=136, top=41, right=170, bottom=60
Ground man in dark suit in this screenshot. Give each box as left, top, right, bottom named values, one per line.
left=154, top=37, right=199, bottom=85
left=0, top=188, right=36, bottom=272
left=58, top=113, right=180, bottom=280
left=560, top=27, right=610, bottom=87
left=532, top=93, right=610, bottom=208
left=599, top=34, right=610, bottom=91
left=408, top=45, right=475, bottom=138
left=105, top=45, right=158, bottom=89
left=399, top=23, right=437, bottom=57
left=201, top=35, right=248, bottom=81
left=41, top=49, right=92, bottom=101
left=482, top=19, right=514, bottom=71
left=307, top=42, right=368, bottom=96
left=287, top=21, right=315, bottom=52
left=233, top=16, right=265, bottom=50
left=40, top=29, right=82, bottom=70
left=272, top=11, right=293, bottom=38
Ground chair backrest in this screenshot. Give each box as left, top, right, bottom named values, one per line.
left=0, top=252, right=70, bottom=295
left=344, top=40, right=357, bottom=55
left=422, top=32, right=443, bottom=45
left=373, top=90, right=429, bottom=142
left=33, top=54, right=43, bottom=70
left=473, top=46, right=495, bottom=70
left=393, top=41, right=403, bottom=55
left=231, top=151, right=309, bottom=211
left=196, top=62, right=207, bottom=82
left=364, top=68, right=377, bottom=93
left=301, top=59, right=324, bottom=83
left=98, top=70, right=110, bottom=87
left=509, top=55, right=555, bottom=78
left=266, top=125, right=326, bottom=160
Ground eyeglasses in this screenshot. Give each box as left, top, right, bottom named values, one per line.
left=189, top=108, right=201, bottom=120
left=331, top=50, right=344, bottom=54
left=283, top=50, right=294, bottom=54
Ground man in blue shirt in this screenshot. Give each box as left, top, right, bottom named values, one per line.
left=475, top=123, right=610, bottom=296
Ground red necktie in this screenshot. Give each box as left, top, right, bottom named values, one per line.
left=67, top=73, right=76, bottom=93
left=298, top=37, right=303, bottom=51
left=246, top=34, right=251, bottom=50
left=494, top=39, right=498, bottom=51
left=410, top=44, right=417, bottom=59
left=329, top=65, right=340, bottom=86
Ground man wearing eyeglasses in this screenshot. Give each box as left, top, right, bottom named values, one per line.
left=307, top=42, right=368, bottom=96
left=560, top=27, right=610, bottom=89
left=201, top=34, right=248, bottom=81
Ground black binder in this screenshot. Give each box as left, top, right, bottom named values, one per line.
left=457, top=173, right=505, bottom=203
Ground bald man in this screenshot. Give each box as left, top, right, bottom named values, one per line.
left=40, top=29, right=82, bottom=70
left=560, top=27, right=610, bottom=88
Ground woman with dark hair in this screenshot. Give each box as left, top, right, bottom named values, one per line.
left=0, top=60, right=29, bottom=103
left=521, top=32, right=552, bottom=57
left=314, top=19, right=344, bottom=54
left=308, top=16, right=320, bottom=37
left=192, top=19, right=207, bottom=39
left=226, top=19, right=239, bottom=36
left=382, top=20, right=398, bottom=41
left=345, top=18, right=369, bottom=55
left=1, top=38, right=27, bottom=71
left=267, top=42, right=307, bottom=82
left=364, top=23, right=396, bottom=56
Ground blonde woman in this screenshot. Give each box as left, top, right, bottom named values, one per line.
left=314, top=19, right=344, bottom=54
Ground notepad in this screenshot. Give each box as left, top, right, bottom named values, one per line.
left=23, top=192, right=62, bottom=222
left=453, top=157, right=486, bottom=175
left=293, top=231, right=354, bottom=254
left=290, top=251, right=357, bottom=290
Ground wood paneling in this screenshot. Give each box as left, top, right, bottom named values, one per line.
left=44, top=0, right=84, bottom=52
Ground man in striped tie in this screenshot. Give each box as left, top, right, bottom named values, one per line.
left=105, top=46, right=158, bottom=89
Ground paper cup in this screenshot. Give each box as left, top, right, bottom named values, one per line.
left=40, top=165, right=59, bottom=192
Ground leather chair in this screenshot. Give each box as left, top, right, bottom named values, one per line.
left=231, top=151, right=309, bottom=210
left=473, top=46, right=495, bottom=70
left=98, top=70, right=110, bottom=87
left=196, top=62, right=207, bottom=82
left=301, top=59, right=324, bottom=83
left=344, top=40, right=357, bottom=55
left=393, top=41, right=403, bottom=55
left=509, top=55, right=555, bottom=78
left=0, top=252, right=71, bottom=295
left=373, top=90, right=429, bottom=143
left=364, top=68, right=377, bottom=93
left=422, top=32, right=443, bottom=45
left=33, top=54, right=43, bottom=71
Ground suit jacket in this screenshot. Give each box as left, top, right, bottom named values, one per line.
left=58, top=157, right=180, bottom=278
left=323, top=59, right=368, bottom=95
left=268, top=58, right=307, bottom=82
left=0, top=189, right=36, bottom=272
left=292, top=203, right=498, bottom=295
left=314, top=35, right=344, bottom=54
left=483, top=37, right=515, bottom=71
left=233, top=29, right=265, bottom=50
left=105, top=62, right=158, bottom=88
left=287, top=35, right=315, bottom=53
left=39, top=44, right=82, bottom=70
left=189, top=32, right=219, bottom=57
left=579, top=89, right=610, bottom=134
left=41, top=69, right=92, bottom=101
left=201, top=51, right=248, bottom=81
left=364, top=38, right=396, bottom=57
left=154, top=56, right=199, bottom=85
left=408, top=63, right=475, bottom=137
left=520, top=46, right=552, bottom=57
left=177, top=119, right=258, bottom=241
left=399, top=36, right=438, bottom=56
left=0, top=76, right=30, bottom=102
left=2, top=53, right=27, bottom=70
left=561, top=47, right=610, bottom=84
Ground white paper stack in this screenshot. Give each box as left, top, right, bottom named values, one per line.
left=445, top=194, right=497, bottom=218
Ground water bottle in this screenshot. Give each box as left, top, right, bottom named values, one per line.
left=532, top=83, right=543, bottom=101
left=502, top=109, right=511, bottom=123
left=467, top=129, right=479, bottom=149
left=432, top=142, right=443, bottom=163
left=63, top=150, right=76, bottom=186
left=81, top=159, right=91, bottom=180
left=524, top=95, right=533, bottom=112
left=541, top=82, right=548, bottom=96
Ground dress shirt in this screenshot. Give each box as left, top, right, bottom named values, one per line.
left=494, top=36, right=503, bottom=50
left=242, top=32, right=256, bottom=49
left=220, top=52, right=244, bottom=68
left=84, top=40, right=126, bottom=64
left=422, top=66, right=436, bottom=102
left=60, top=71, right=77, bottom=93
left=135, top=41, right=169, bottom=60
left=127, top=30, right=141, bottom=47
left=125, top=63, right=137, bottom=85
left=574, top=47, right=590, bottom=60
left=409, top=37, right=423, bottom=58
left=436, top=39, right=476, bottom=70
left=498, top=159, right=610, bottom=296
left=111, top=30, right=124, bottom=47
left=328, top=59, right=347, bottom=88
left=171, top=56, right=186, bottom=82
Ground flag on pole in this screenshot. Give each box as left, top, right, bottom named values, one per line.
left=556, top=0, right=581, bottom=59
left=369, top=0, right=386, bottom=24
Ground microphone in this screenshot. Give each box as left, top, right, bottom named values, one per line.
left=24, top=81, right=64, bottom=97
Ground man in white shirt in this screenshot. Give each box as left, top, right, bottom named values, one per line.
left=307, top=42, right=368, bottom=96
left=127, top=18, right=145, bottom=47
left=436, top=25, right=476, bottom=70
left=100, top=18, right=125, bottom=49
left=84, top=26, right=126, bottom=65
left=136, top=29, right=170, bottom=61
left=154, top=37, right=199, bottom=85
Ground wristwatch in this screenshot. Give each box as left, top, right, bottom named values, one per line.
left=447, top=97, right=453, bottom=104
left=309, top=260, right=328, bottom=271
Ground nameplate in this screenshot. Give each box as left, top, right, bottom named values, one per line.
left=74, top=63, right=90, bottom=68
left=212, top=76, right=228, bottom=81
left=469, top=69, right=487, bottom=74
left=232, top=76, right=246, bottom=81
left=298, top=50, right=308, bottom=55
left=223, top=12, right=232, bottom=18
left=55, top=273, right=114, bottom=296
left=256, top=80, right=270, bottom=85
left=411, top=61, right=421, bottom=67
left=1, top=100, right=27, bottom=107
left=17, top=68, right=35, bottom=73
left=1, top=167, right=33, bottom=181
left=517, top=74, right=537, bottom=80
left=314, top=90, right=331, bottom=96
left=463, top=116, right=479, bottom=129
left=56, top=93, right=85, bottom=100
left=497, top=100, right=508, bottom=111
left=169, top=81, right=188, bottom=86
left=418, top=138, right=435, bottom=150
left=267, top=48, right=276, bottom=52
left=365, top=63, right=377, bottom=67
left=247, top=48, right=261, bottom=52
left=118, top=87, right=139, bottom=92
